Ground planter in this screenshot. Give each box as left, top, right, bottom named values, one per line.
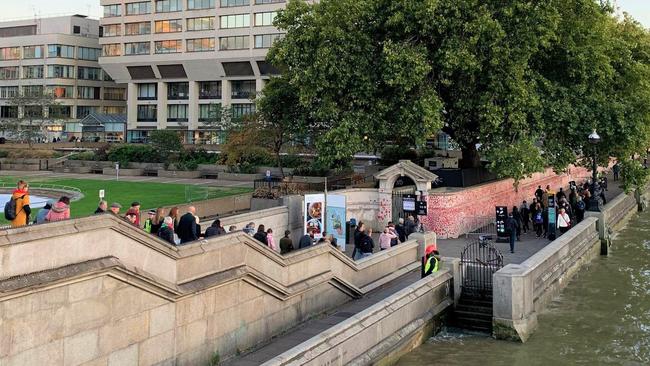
left=53, top=166, right=92, bottom=174
left=157, top=170, right=202, bottom=179
left=128, top=162, right=165, bottom=170
left=219, top=172, right=265, bottom=181
left=102, top=168, right=144, bottom=176
left=198, top=164, right=229, bottom=173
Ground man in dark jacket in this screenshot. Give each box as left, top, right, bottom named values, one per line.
left=506, top=213, right=517, bottom=254
left=395, top=218, right=407, bottom=243
left=298, top=228, right=315, bottom=249
left=205, top=219, right=226, bottom=238
left=405, top=216, right=417, bottom=237
left=280, top=230, right=294, bottom=254
left=177, top=206, right=198, bottom=244
left=253, top=225, right=268, bottom=245
left=94, top=200, right=107, bottom=214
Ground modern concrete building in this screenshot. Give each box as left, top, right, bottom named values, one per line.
left=99, top=0, right=293, bottom=144
left=0, top=15, right=127, bottom=141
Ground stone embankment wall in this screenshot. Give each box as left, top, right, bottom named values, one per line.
left=262, top=260, right=459, bottom=366
left=493, top=188, right=642, bottom=342
left=0, top=215, right=420, bottom=365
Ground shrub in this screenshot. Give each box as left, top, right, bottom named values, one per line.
left=69, top=152, right=96, bottom=161
left=107, top=145, right=159, bottom=166
left=0, top=150, right=8, bottom=158
left=292, top=160, right=330, bottom=177
left=280, top=154, right=306, bottom=169
left=174, top=149, right=220, bottom=171
left=379, top=145, right=418, bottom=166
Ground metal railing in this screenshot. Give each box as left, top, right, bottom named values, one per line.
left=0, top=182, right=81, bottom=194
left=462, top=216, right=497, bottom=238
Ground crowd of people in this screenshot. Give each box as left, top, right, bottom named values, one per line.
left=504, top=178, right=607, bottom=254
left=351, top=216, right=419, bottom=260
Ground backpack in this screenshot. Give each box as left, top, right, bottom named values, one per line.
left=4, top=195, right=23, bottom=221
left=534, top=212, right=543, bottom=224
left=576, top=200, right=586, bottom=211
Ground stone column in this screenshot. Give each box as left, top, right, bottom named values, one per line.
left=188, top=81, right=199, bottom=141
left=127, top=83, right=138, bottom=131
left=157, top=82, right=167, bottom=130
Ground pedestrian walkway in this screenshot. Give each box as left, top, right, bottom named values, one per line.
left=223, top=270, right=421, bottom=366
left=0, top=170, right=253, bottom=188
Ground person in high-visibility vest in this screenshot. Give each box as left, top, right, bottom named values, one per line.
left=422, top=245, right=441, bottom=277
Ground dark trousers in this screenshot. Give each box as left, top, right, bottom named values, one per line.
left=559, top=226, right=570, bottom=234
left=534, top=223, right=543, bottom=237
left=509, top=233, right=516, bottom=253
left=522, top=220, right=530, bottom=232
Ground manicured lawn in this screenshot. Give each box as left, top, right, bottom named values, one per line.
left=0, top=176, right=251, bottom=220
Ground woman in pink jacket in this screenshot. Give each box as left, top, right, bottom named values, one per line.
left=45, top=196, right=71, bottom=222
left=379, top=227, right=397, bottom=251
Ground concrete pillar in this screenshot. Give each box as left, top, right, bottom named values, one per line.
left=222, top=80, right=232, bottom=107
left=492, top=264, right=536, bottom=342
left=584, top=211, right=610, bottom=255
left=188, top=81, right=199, bottom=138
left=157, top=82, right=167, bottom=130
left=127, top=83, right=138, bottom=131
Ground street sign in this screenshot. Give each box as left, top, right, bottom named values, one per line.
left=99, top=189, right=105, bottom=199
left=403, top=194, right=416, bottom=212
left=496, top=206, right=508, bottom=237
left=416, top=200, right=428, bottom=216
left=547, top=195, right=557, bottom=240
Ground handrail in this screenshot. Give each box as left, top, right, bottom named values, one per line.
left=0, top=182, right=81, bottom=193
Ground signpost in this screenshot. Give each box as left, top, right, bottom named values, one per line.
left=547, top=195, right=557, bottom=241
left=99, top=189, right=105, bottom=200
left=115, top=162, right=120, bottom=181
left=416, top=200, right=428, bottom=216
left=495, top=206, right=508, bottom=242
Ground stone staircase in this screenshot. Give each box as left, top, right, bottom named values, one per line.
left=453, top=292, right=493, bottom=333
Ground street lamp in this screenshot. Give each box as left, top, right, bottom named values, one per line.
left=588, top=130, right=602, bottom=212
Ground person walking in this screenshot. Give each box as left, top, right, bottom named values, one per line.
left=613, top=162, right=621, bottom=181
left=177, top=207, right=198, bottom=244
left=357, top=228, right=375, bottom=260
left=94, top=200, right=108, bottom=214
left=169, top=207, right=180, bottom=232
left=143, top=210, right=157, bottom=233
left=150, top=208, right=165, bottom=235
left=533, top=203, right=544, bottom=238
left=279, top=230, right=294, bottom=254
left=557, top=208, right=571, bottom=234
left=124, top=209, right=139, bottom=226
left=45, top=196, right=71, bottom=223
left=506, top=213, right=517, bottom=254
left=243, top=222, right=255, bottom=235
left=35, top=199, right=55, bottom=224
left=405, top=216, right=417, bottom=238
left=158, top=216, right=176, bottom=245
left=520, top=200, right=530, bottom=233
left=395, top=218, right=407, bottom=243
left=9, top=180, right=31, bottom=228
left=109, top=202, right=122, bottom=215
left=253, top=224, right=268, bottom=245
left=535, top=185, right=544, bottom=201
left=130, top=202, right=141, bottom=227
left=379, top=227, right=398, bottom=251
left=512, top=206, right=522, bottom=241
left=299, top=228, right=315, bottom=249
left=266, top=228, right=277, bottom=251
left=353, top=222, right=366, bottom=259
left=575, top=196, right=586, bottom=223
left=205, top=219, right=226, bottom=238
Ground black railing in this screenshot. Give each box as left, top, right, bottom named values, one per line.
left=459, top=237, right=504, bottom=298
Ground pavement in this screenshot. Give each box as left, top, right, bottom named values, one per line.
left=0, top=170, right=254, bottom=188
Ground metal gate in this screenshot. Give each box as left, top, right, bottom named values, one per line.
left=460, top=236, right=504, bottom=298
left=392, top=186, right=416, bottom=223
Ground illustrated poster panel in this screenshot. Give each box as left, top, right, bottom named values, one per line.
left=305, top=194, right=325, bottom=240
left=326, top=195, right=347, bottom=251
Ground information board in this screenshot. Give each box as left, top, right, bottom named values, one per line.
left=496, top=206, right=508, bottom=237
left=416, top=200, right=428, bottom=216
left=547, top=195, right=557, bottom=240
left=403, top=194, right=416, bottom=212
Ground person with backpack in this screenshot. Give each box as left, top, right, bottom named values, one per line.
left=533, top=203, right=544, bottom=238
left=8, top=180, right=31, bottom=228
left=357, top=228, right=375, bottom=260
left=574, top=196, right=586, bottom=223
left=45, top=196, right=71, bottom=223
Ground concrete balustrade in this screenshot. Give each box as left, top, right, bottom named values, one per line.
left=0, top=215, right=422, bottom=365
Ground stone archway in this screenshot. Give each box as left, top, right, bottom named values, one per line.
left=374, top=160, right=438, bottom=227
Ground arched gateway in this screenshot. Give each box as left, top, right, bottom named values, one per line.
left=374, top=160, right=438, bottom=226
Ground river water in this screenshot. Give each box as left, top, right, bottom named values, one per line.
left=398, top=210, right=650, bottom=366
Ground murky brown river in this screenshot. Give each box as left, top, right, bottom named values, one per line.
left=397, top=210, right=650, bottom=366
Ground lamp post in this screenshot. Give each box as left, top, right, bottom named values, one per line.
left=588, top=130, right=602, bottom=212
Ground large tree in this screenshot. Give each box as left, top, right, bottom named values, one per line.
left=2, top=91, right=60, bottom=147
left=268, top=0, right=650, bottom=183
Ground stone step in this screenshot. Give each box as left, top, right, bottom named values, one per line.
left=454, top=310, right=493, bottom=322
left=458, top=297, right=493, bottom=308
left=454, top=313, right=493, bottom=333
left=455, top=304, right=493, bottom=315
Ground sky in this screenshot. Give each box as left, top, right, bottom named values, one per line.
left=0, top=0, right=648, bottom=27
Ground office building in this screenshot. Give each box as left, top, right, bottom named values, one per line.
left=0, top=15, right=127, bottom=141
left=99, top=0, right=292, bottom=144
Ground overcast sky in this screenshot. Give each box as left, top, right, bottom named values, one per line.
left=0, top=0, right=648, bottom=27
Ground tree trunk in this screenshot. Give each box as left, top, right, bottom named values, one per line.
left=460, top=143, right=481, bottom=169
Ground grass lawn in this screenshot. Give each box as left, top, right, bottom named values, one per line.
left=0, top=176, right=251, bottom=220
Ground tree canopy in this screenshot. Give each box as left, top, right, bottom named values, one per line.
left=267, top=0, right=650, bottom=184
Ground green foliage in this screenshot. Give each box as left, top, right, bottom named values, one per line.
left=0, top=150, right=9, bottom=158
left=379, top=146, right=419, bottom=166
left=149, top=130, right=183, bottom=162
left=107, top=145, right=159, bottom=167
left=175, top=149, right=220, bottom=171
left=280, top=154, right=306, bottom=169
left=270, top=0, right=650, bottom=184
left=209, top=351, right=220, bottom=366
left=69, top=152, right=96, bottom=161
left=620, top=158, right=650, bottom=194
left=292, top=160, right=330, bottom=177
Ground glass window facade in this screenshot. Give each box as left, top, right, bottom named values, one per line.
left=231, top=80, right=256, bottom=99
left=125, top=22, right=151, bottom=35
left=168, top=82, right=189, bottom=100
left=187, top=38, right=215, bottom=52
left=47, top=65, right=75, bottom=79
left=155, top=19, right=183, bottom=33
left=188, top=0, right=215, bottom=9
left=187, top=17, right=215, bottom=31
left=77, top=86, right=101, bottom=100
left=23, top=65, right=43, bottom=79
left=24, top=105, right=43, bottom=118
left=103, top=4, right=122, bottom=17
left=102, top=24, right=121, bottom=37
left=199, top=103, right=222, bottom=121
left=77, top=106, right=99, bottom=119
left=155, top=40, right=182, bottom=54
left=0, top=47, right=21, bottom=60
left=49, top=106, right=71, bottom=119
left=23, top=85, right=44, bottom=97
left=155, top=0, right=182, bottom=13
left=137, top=105, right=157, bottom=121
left=231, top=103, right=255, bottom=120
left=220, top=14, right=250, bottom=29
left=167, top=104, right=188, bottom=121
left=77, top=67, right=102, bottom=80
left=254, top=33, right=282, bottom=48
left=0, top=86, right=18, bottom=99
left=220, top=36, right=249, bottom=50
left=221, top=0, right=249, bottom=7
left=78, top=47, right=101, bottom=61
left=48, top=44, right=75, bottom=58
left=0, top=106, right=18, bottom=117
left=48, top=85, right=74, bottom=98
left=0, top=67, right=19, bottom=80
left=104, top=88, right=126, bottom=101
left=126, top=1, right=151, bottom=15
left=125, top=42, right=150, bottom=55
left=137, top=83, right=157, bottom=100
left=255, top=11, right=277, bottom=26
left=199, top=81, right=221, bottom=99
left=102, top=44, right=122, bottom=57
left=23, top=45, right=43, bottom=59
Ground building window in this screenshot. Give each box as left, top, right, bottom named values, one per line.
left=254, top=34, right=282, bottom=48
left=24, top=106, right=43, bottom=118
left=77, top=86, right=101, bottom=100
left=103, top=4, right=122, bottom=17
left=47, top=65, right=75, bottom=79
left=77, top=67, right=102, bottom=81
left=125, top=42, right=150, bottom=55
left=220, top=36, right=249, bottom=50
left=231, top=80, right=256, bottom=99
left=155, top=0, right=182, bottom=13
left=77, top=106, right=99, bottom=118
left=48, top=85, right=74, bottom=98
left=102, top=44, right=122, bottom=57
left=155, top=19, right=183, bottom=33
left=104, top=88, right=126, bottom=101
left=187, top=17, right=215, bottom=31
left=0, top=106, right=17, bottom=118
left=199, top=81, right=221, bottom=99
left=220, top=14, right=250, bottom=29
left=23, top=85, right=44, bottom=97
left=126, top=1, right=151, bottom=15
left=187, top=38, right=215, bottom=52
left=0, top=86, right=18, bottom=99
left=221, top=0, right=249, bottom=7
left=125, top=22, right=151, bottom=35
left=155, top=40, right=182, bottom=54
left=23, top=65, right=43, bottom=79
left=102, top=24, right=121, bottom=37
left=167, top=104, right=188, bottom=122
left=0, top=47, right=21, bottom=60
left=23, top=45, right=43, bottom=59
left=168, top=82, right=189, bottom=100
left=78, top=47, right=101, bottom=61
left=104, top=106, right=126, bottom=115
left=255, top=12, right=277, bottom=26
left=188, top=0, right=215, bottom=10
left=231, top=103, right=255, bottom=120
left=49, top=106, right=71, bottom=119
left=0, top=25, right=36, bottom=38
left=137, top=83, right=157, bottom=100
left=48, top=44, right=75, bottom=58
left=137, top=105, right=157, bottom=121
left=0, top=67, right=19, bottom=80
left=255, top=0, right=285, bottom=3
left=199, top=103, right=222, bottom=122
